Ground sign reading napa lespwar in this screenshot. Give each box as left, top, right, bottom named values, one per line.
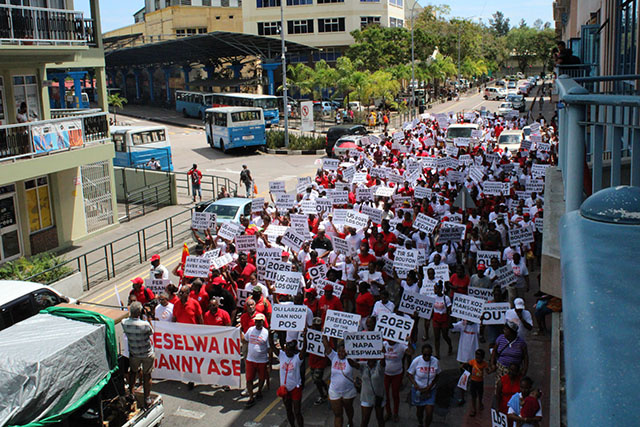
left=344, top=331, right=383, bottom=359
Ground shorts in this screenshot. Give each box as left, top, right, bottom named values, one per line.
left=329, top=386, right=358, bottom=401
left=432, top=312, right=449, bottom=329
left=361, top=396, right=386, bottom=408
left=192, top=184, right=202, bottom=197
left=283, top=386, right=303, bottom=401
left=469, top=380, right=484, bottom=399
left=311, top=368, right=325, bottom=382
left=410, top=386, right=436, bottom=406
left=130, top=355, right=154, bottom=375
left=246, top=360, right=267, bottom=382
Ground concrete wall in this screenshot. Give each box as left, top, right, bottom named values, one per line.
left=541, top=167, right=564, bottom=298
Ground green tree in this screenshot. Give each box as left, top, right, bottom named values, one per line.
left=107, top=93, right=127, bottom=125
left=283, top=63, right=313, bottom=97
left=369, top=70, right=401, bottom=109
left=346, top=26, right=411, bottom=70
left=506, top=25, right=556, bottom=73
left=348, top=70, right=373, bottom=110
left=489, top=11, right=510, bottom=37
left=311, top=60, right=338, bottom=100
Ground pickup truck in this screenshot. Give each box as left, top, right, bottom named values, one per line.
left=0, top=305, right=164, bottom=427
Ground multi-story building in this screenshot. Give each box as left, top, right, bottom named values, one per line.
left=242, top=0, right=406, bottom=62
left=0, top=0, right=115, bottom=263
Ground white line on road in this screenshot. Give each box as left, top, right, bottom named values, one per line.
left=174, top=407, right=206, bottom=419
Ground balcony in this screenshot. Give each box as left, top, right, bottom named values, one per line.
left=0, top=111, right=109, bottom=163
left=0, top=4, right=95, bottom=47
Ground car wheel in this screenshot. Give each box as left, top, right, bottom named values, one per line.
left=484, top=95, right=488, bottom=100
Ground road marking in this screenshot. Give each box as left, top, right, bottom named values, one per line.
left=174, top=407, right=206, bottom=419
left=253, top=369, right=312, bottom=423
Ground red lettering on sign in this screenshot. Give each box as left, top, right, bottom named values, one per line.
left=233, top=359, right=241, bottom=377
left=208, top=359, right=221, bottom=375
left=184, top=335, right=195, bottom=352
left=193, top=335, right=208, bottom=352
left=220, top=359, right=232, bottom=376
left=193, top=356, right=204, bottom=374
left=174, top=335, right=184, bottom=351
left=229, top=338, right=241, bottom=355
left=208, top=337, right=220, bottom=353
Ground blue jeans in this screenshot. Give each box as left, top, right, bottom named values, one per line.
left=245, top=182, right=251, bottom=197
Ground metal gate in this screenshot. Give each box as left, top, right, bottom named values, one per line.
left=81, top=161, right=115, bottom=232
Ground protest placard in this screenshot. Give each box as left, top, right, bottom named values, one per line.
left=375, top=186, right=395, bottom=198
left=414, top=187, right=432, bottom=200
left=145, top=278, right=169, bottom=295
left=271, top=305, right=308, bottom=331
left=438, top=222, right=466, bottom=242
left=482, top=181, right=505, bottom=196
left=323, top=310, right=361, bottom=339
left=457, top=370, right=471, bottom=390
left=289, top=213, right=310, bottom=237
left=356, top=187, right=372, bottom=201
left=468, top=286, right=493, bottom=301
left=323, top=158, right=339, bottom=170
left=301, top=200, right=317, bottom=215
left=314, top=279, right=344, bottom=298
left=298, top=176, right=312, bottom=186
left=421, top=157, right=436, bottom=169
left=184, top=256, right=211, bottom=277
left=535, top=217, right=544, bottom=232
left=305, top=329, right=325, bottom=357
left=343, top=165, right=356, bottom=182
left=509, top=226, right=535, bottom=245
left=217, top=222, right=243, bottom=241
left=469, top=166, right=484, bottom=183
left=330, top=190, right=349, bottom=205
left=451, top=293, right=485, bottom=323
left=398, top=290, right=434, bottom=319
left=448, top=212, right=463, bottom=223
left=332, top=209, right=349, bottom=224
left=308, top=264, right=327, bottom=286
left=481, top=302, right=510, bottom=325
left=361, top=205, right=383, bottom=224
left=520, top=139, right=532, bottom=151
left=202, top=249, right=221, bottom=261
left=388, top=171, right=404, bottom=184
left=471, top=129, right=483, bottom=138
left=392, top=196, right=412, bottom=208
left=477, top=250, right=500, bottom=267
left=537, top=141, right=551, bottom=152
left=352, top=172, right=368, bottom=184
left=235, top=234, right=257, bottom=252
left=344, top=332, right=383, bottom=359
left=332, top=237, right=351, bottom=255
left=530, top=133, right=542, bottom=143
left=237, top=289, right=252, bottom=308
left=191, top=212, right=217, bottom=230
left=413, top=213, right=439, bottom=235
left=152, top=321, right=241, bottom=387
left=274, top=271, right=303, bottom=295
left=269, top=180, right=286, bottom=194
left=494, top=265, right=517, bottom=289
left=526, top=180, right=545, bottom=193
left=211, top=253, right=233, bottom=270
left=424, top=263, right=450, bottom=283
left=392, top=131, right=404, bottom=141
left=394, top=248, right=419, bottom=271
left=264, top=259, right=292, bottom=281
left=282, top=228, right=307, bottom=252
left=251, top=197, right=264, bottom=213
left=264, top=224, right=288, bottom=238
left=531, top=163, right=549, bottom=178
left=454, top=137, right=471, bottom=147
left=491, top=408, right=508, bottom=427
left=276, top=193, right=296, bottom=210
left=376, top=312, right=414, bottom=343
left=345, top=211, right=369, bottom=230
left=459, top=154, right=473, bottom=166
left=445, top=145, right=459, bottom=157
left=315, top=198, right=333, bottom=214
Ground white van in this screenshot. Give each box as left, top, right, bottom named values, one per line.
left=0, top=280, right=71, bottom=331
left=484, top=87, right=506, bottom=101
left=446, top=123, right=480, bottom=144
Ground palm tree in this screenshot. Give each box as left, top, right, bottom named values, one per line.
left=282, top=63, right=313, bottom=98
left=311, top=60, right=338, bottom=100
left=348, top=70, right=373, bottom=110
left=107, top=93, right=127, bottom=125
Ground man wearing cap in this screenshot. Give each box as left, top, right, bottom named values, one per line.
left=470, top=263, right=492, bottom=289
left=242, top=312, right=270, bottom=407
left=318, top=283, right=343, bottom=322
left=129, top=277, right=155, bottom=305
left=505, top=298, right=533, bottom=339
left=149, top=254, right=169, bottom=280
left=311, top=225, right=333, bottom=258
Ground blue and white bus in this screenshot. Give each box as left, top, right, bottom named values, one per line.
left=111, top=126, right=174, bottom=171
left=204, top=107, right=266, bottom=152
left=176, top=91, right=280, bottom=126
left=175, top=91, right=213, bottom=119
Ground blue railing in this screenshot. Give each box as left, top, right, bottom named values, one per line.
left=555, top=75, right=640, bottom=212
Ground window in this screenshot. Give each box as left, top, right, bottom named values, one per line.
left=231, top=110, right=261, bottom=122
left=113, top=133, right=126, bottom=152
left=288, top=19, right=314, bottom=34
left=287, top=0, right=313, bottom=4
left=389, top=0, right=402, bottom=6
left=258, top=21, right=281, bottom=35
left=256, top=0, right=281, bottom=7
left=216, top=16, right=221, bottom=19
left=25, top=176, right=53, bottom=233
left=203, top=0, right=212, bottom=5
left=214, top=112, right=228, bottom=127
left=313, top=47, right=342, bottom=61
left=176, top=28, right=206, bottom=37
left=389, top=17, right=404, bottom=27
left=12, top=75, right=40, bottom=123
left=198, top=28, right=207, bottom=34
left=318, top=17, right=345, bottom=32
left=616, top=0, right=638, bottom=74
left=360, top=0, right=380, bottom=2
left=229, top=15, right=234, bottom=19
left=317, top=0, right=343, bottom=3
left=361, top=16, right=381, bottom=28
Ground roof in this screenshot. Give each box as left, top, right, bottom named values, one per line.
left=105, top=31, right=317, bottom=67
left=0, top=280, right=60, bottom=307
left=447, top=123, right=479, bottom=128
left=499, top=130, right=523, bottom=135
left=210, top=197, right=251, bottom=206
left=110, top=125, right=167, bottom=133
left=206, top=106, right=262, bottom=113
left=222, top=93, right=277, bottom=99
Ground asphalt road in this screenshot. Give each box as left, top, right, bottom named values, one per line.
left=79, top=88, right=541, bottom=427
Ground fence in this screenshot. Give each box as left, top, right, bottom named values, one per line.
left=50, top=108, right=102, bottom=119
left=113, top=166, right=174, bottom=222
left=121, top=181, right=173, bottom=222
left=23, top=208, right=194, bottom=290
left=176, top=172, right=238, bottom=200
left=555, top=75, right=640, bottom=212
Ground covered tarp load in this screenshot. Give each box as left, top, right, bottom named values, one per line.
left=0, top=307, right=118, bottom=427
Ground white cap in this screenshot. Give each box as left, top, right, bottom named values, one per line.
left=514, top=298, right=525, bottom=309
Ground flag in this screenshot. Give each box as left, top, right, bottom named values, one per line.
left=181, top=242, right=189, bottom=265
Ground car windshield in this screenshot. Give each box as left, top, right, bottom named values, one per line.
left=499, top=134, right=521, bottom=145
left=254, top=98, right=278, bottom=109
left=447, top=127, right=473, bottom=138
left=508, top=81, right=516, bottom=87
left=507, top=95, right=523, bottom=102
left=500, top=103, right=512, bottom=108
left=205, top=203, right=240, bottom=220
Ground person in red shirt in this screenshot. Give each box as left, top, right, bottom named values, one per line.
left=207, top=268, right=235, bottom=296
left=129, top=277, right=155, bottom=305
left=187, top=164, right=203, bottom=202
left=358, top=242, right=378, bottom=268
left=203, top=298, right=231, bottom=326
left=233, top=253, right=256, bottom=289
left=189, top=279, right=210, bottom=312
left=166, top=283, right=179, bottom=305
left=398, top=180, right=414, bottom=197
left=305, top=250, right=325, bottom=273
left=355, top=282, right=375, bottom=325
left=381, top=222, right=398, bottom=245
left=318, top=284, right=343, bottom=322
left=172, top=285, right=204, bottom=324
left=304, top=288, right=320, bottom=317
left=252, top=287, right=272, bottom=320
left=449, top=264, right=470, bottom=295
left=240, top=298, right=269, bottom=332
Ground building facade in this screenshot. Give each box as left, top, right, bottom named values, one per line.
left=242, top=0, right=406, bottom=61
left=0, top=0, right=116, bottom=263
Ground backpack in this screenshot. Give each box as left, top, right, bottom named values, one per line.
left=240, top=169, right=250, bottom=183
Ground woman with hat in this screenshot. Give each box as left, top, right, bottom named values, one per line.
left=489, top=321, right=528, bottom=386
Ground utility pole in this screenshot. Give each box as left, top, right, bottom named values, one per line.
left=280, top=1, right=289, bottom=148
left=457, top=25, right=461, bottom=83
left=410, top=0, right=420, bottom=120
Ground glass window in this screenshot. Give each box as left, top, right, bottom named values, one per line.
left=361, top=16, right=381, bottom=28
left=131, top=133, right=143, bottom=145
left=258, top=21, right=281, bottom=36
left=12, top=74, right=40, bottom=123
left=389, top=0, right=403, bottom=6
left=318, top=17, right=345, bottom=32
left=616, top=0, right=638, bottom=74
left=25, top=176, right=53, bottom=233
left=317, top=0, right=343, bottom=3
left=287, top=0, right=313, bottom=4
left=360, top=0, right=380, bottom=2
left=287, top=19, right=314, bottom=34
left=214, top=112, right=228, bottom=127
left=256, top=0, right=281, bottom=7
left=112, top=133, right=126, bottom=152
left=389, top=17, right=404, bottom=27
left=231, top=110, right=261, bottom=122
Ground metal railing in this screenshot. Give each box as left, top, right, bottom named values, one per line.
left=0, top=112, right=109, bottom=162
left=556, top=75, right=640, bottom=212
left=0, top=3, right=93, bottom=46
left=50, top=107, right=103, bottom=119
left=122, top=181, right=173, bottom=222
left=23, top=207, right=194, bottom=290
left=574, top=74, right=640, bottom=96
left=556, top=64, right=597, bottom=79
left=176, top=172, right=238, bottom=200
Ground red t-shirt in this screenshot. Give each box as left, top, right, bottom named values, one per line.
left=203, top=308, right=231, bottom=326
left=318, top=295, right=343, bottom=321
left=189, top=287, right=210, bottom=312
left=173, top=297, right=203, bottom=324
left=254, top=296, right=272, bottom=317
left=233, top=262, right=256, bottom=289
left=309, top=353, right=327, bottom=369
left=240, top=311, right=270, bottom=333
left=450, top=274, right=470, bottom=294
left=130, top=286, right=155, bottom=305
left=358, top=252, right=378, bottom=267
left=355, top=292, right=375, bottom=317
left=304, top=298, right=320, bottom=317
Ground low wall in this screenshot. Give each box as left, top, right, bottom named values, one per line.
left=50, top=271, right=84, bottom=298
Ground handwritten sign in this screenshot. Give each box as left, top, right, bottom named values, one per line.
left=451, top=293, right=485, bottom=323
left=344, top=332, right=383, bottom=359
left=399, top=290, right=434, bottom=319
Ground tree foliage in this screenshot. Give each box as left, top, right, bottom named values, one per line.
left=489, top=11, right=510, bottom=37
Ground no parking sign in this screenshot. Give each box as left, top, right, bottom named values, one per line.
left=300, top=101, right=314, bottom=132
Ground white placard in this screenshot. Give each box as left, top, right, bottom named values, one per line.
left=414, top=186, right=432, bottom=200
left=235, top=234, right=257, bottom=252
left=269, top=180, right=286, bottom=194
left=314, top=279, right=344, bottom=298
left=438, top=222, right=466, bottom=242
left=352, top=172, right=368, bottom=184
left=344, top=331, right=383, bottom=359
left=531, top=163, right=549, bottom=178
left=332, top=237, right=352, bottom=256
left=202, top=249, right=221, bottom=262
left=425, top=263, right=450, bottom=283
left=323, top=310, right=361, bottom=339
left=445, top=145, right=459, bottom=157
left=345, top=211, right=369, bottom=230
left=264, top=224, right=288, bottom=238
left=191, top=212, right=217, bottom=230
left=398, top=290, right=434, bottom=319
left=467, top=286, right=493, bottom=301
left=290, top=213, right=310, bottom=237
left=526, top=180, right=545, bottom=193
left=481, top=302, right=510, bottom=325
left=301, top=200, right=317, bottom=215
left=535, top=217, right=544, bottom=232
left=393, top=248, right=419, bottom=271
left=483, top=181, right=505, bottom=196
left=308, top=264, right=327, bottom=286
left=376, top=312, right=414, bottom=343
left=356, top=187, right=372, bottom=202
left=537, top=141, right=551, bottom=152
left=145, top=279, right=169, bottom=295
left=477, top=250, right=500, bottom=267
left=451, top=293, right=485, bottom=323
left=332, top=209, right=349, bottom=224
left=183, top=255, right=211, bottom=277
left=251, top=197, right=264, bottom=213
left=361, top=205, right=383, bottom=224
left=491, top=408, right=508, bottom=427
left=256, top=247, right=281, bottom=279
left=494, top=265, right=518, bottom=289
left=323, top=158, right=339, bottom=171
left=330, top=190, right=349, bottom=205
left=217, top=222, right=243, bottom=241
left=276, top=193, right=296, bottom=210
left=237, top=288, right=252, bottom=308
left=305, top=329, right=325, bottom=357
left=211, top=253, right=233, bottom=270
left=509, top=226, right=535, bottom=245
left=315, top=198, right=333, bottom=214
left=274, top=270, right=303, bottom=295
left=265, top=259, right=292, bottom=281
left=271, top=304, right=308, bottom=331
left=375, top=186, right=395, bottom=197
left=414, top=213, right=438, bottom=235
left=282, top=228, right=308, bottom=252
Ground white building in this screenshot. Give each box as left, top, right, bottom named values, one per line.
left=242, top=0, right=406, bottom=61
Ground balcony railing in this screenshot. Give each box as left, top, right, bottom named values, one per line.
left=555, top=64, right=597, bottom=79
left=0, top=112, right=109, bottom=162
left=0, top=4, right=95, bottom=47
left=555, top=75, right=640, bottom=212
left=50, top=107, right=103, bottom=119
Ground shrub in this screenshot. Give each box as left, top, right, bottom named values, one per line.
left=266, top=130, right=325, bottom=151
left=0, top=252, right=72, bottom=284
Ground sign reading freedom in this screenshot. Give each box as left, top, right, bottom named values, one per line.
left=152, top=321, right=241, bottom=387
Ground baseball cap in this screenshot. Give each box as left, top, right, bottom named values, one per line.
left=514, top=298, right=525, bottom=310
left=131, top=277, right=144, bottom=285
left=281, top=251, right=290, bottom=257
left=318, top=225, right=326, bottom=232
left=312, top=317, right=322, bottom=325
left=254, top=313, right=266, bottom=321
left=477, top=263, right=486, bottom=271
left=150, top=254, right=160, bottom=262
left=324, top=283, right=334, bottom=292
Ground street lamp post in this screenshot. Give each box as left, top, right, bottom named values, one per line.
left=280, top=0, right=289, bottom=148
left=410, top=0, right=420, bottom=120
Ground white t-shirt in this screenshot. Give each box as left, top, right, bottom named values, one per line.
left=505, top=308, right=533, bottom=339
left=328, top=350, right=355, bottom=394
left=384, top=341, right=408, bottom=376
left=154, top=303, right=174, bottom=322
left=371, top=300, right=394, bottom=318
left=432, top=294, right=451, bottom=315
left=401, top=280, right=419, bottom=294
left=279, top=350, right=303, bottom=391
left=508, top=259, right=529, bottom=288
left=408, top=355, right=440, bottom=388
left=246, top=326, right=270, bottom=363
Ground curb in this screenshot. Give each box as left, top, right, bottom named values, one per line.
left=119, top=112, right=205, bottom=130
left=266, top=148, right=325, bottom=156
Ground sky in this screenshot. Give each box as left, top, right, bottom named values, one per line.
left=75, top=0, right=554, bottom=33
